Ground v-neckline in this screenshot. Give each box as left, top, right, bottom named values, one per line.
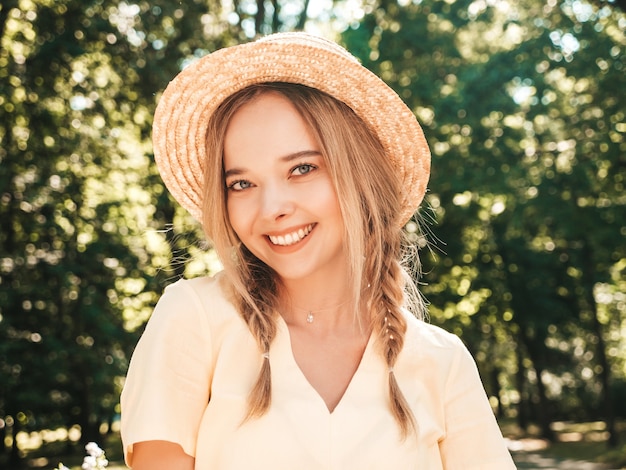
left=273, top=314, right=375, bottom=415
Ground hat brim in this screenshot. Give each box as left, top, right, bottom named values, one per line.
left=153, top=33, right=430, bottom=226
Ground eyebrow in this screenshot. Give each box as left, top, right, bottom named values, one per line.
left=223, top=150, right=321, bottom=179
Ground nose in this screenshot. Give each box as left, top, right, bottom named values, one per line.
left=260, top=181, right=295, bottom=221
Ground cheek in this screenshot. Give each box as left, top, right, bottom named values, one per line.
left=317, top=182, right=343, bottom=221
left=226, top=198, right=250, bottom=239
left=226, top=199, right=240, bottom=233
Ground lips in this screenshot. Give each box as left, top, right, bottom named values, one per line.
left=268, top=224, right=315, bottom=246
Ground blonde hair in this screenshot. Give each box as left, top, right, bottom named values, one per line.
left=202, top=83, right=425, bottom=437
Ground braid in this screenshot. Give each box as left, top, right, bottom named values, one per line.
left=245, top=347, right=272, bottom=420
left=227, top=247, right=279, bottom=421
left=368, top=244, right=417, bottom=438
left=360, top=191, right=418, bottom=438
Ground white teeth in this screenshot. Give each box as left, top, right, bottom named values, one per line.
left=269, top=224, right=314, bottom=246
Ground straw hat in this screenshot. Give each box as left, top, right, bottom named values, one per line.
left=153, top=32, right=431, bottom=226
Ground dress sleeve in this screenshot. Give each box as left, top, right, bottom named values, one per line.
left=438, top=336, right=516, bottom=470
left=120, top=280, right=213, bottom=466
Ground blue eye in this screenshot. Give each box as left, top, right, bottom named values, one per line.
left=228, top=180, right=252, bottom=191
left=292, top=164, right=316, bottom=176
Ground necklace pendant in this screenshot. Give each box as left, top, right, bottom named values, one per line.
left=306, top=312, right=314, bottom=323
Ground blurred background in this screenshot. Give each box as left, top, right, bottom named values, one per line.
left=0, top=0, right=624, bottom=468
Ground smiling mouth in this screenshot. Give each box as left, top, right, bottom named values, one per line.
left=268, top=224, right=315, bottom=246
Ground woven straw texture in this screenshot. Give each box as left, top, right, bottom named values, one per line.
left=152, top=32, right=431, bottom=226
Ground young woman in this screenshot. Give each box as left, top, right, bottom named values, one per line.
left=121, top=33, right=516, bottom=469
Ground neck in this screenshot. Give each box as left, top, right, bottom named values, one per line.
left=279, top=265, right=352, bottom=304
left=278, top=284, right=366, bottom=332
left=295, top=298, right=353, bottom=325
left=276, top=263, right=369, bottom=330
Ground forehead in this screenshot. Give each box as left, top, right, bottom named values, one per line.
left=223, top=92, right=319, bottom=168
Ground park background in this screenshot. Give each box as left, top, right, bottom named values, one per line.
left=0, top=0, right=624, bottom=468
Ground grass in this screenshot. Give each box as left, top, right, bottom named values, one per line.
left=501, top=418, right=626, bottom=468
left=3, top=419, right=625, bottom=469
left=1, top=432, right=127, bottom=470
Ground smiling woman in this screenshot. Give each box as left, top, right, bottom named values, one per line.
left=223, top=91, right=346, bottom=287
left=120, top=32, right=516, bottom=469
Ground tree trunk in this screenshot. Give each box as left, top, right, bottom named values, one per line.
left=515, top=339, right=529, bottom=431
left=255, top=0, right=265, bottom=36
left=295, top=0, right=311, bottom=30
left=518, top=329, right=555, bottom=441
left=490, top=366, right=504, bottom=418
left=581, top=243, right=617, bottom=447
left=0, top=422, right=5, bottom=454
left=532, top=362, right=555, bottom=441
left=9, top=418, right=20, bottom=467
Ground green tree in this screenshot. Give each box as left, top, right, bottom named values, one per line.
left=0, top=0, right=207, bottom=463
left=344, top=0, right=625, bottom=445
left=0, top=0, right=337, bottom=464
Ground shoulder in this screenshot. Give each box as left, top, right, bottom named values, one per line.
left=162, top=271, right=229, bottom=301
left=396, top=311, right=475, bottom=385
left=402, top=312, right=466, bottom=354
left=158, top=272, right=236, bottom=315
left=146, top=272, right=243, bottom=337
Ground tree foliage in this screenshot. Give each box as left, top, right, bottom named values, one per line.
left=0, top=0, right=330, bottom=464
left=343, top=0, right=625, bottom=444
left=0, top=0, right=624, bottom=464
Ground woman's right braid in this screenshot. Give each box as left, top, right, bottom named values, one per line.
left=361, top=216, right=416, bottom=438
left=379, top=253, right=416, bottom=438
left=239, top=249, right=278, bottom=420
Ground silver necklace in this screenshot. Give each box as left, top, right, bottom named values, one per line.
left=297, top=299, right=352, bottom=324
